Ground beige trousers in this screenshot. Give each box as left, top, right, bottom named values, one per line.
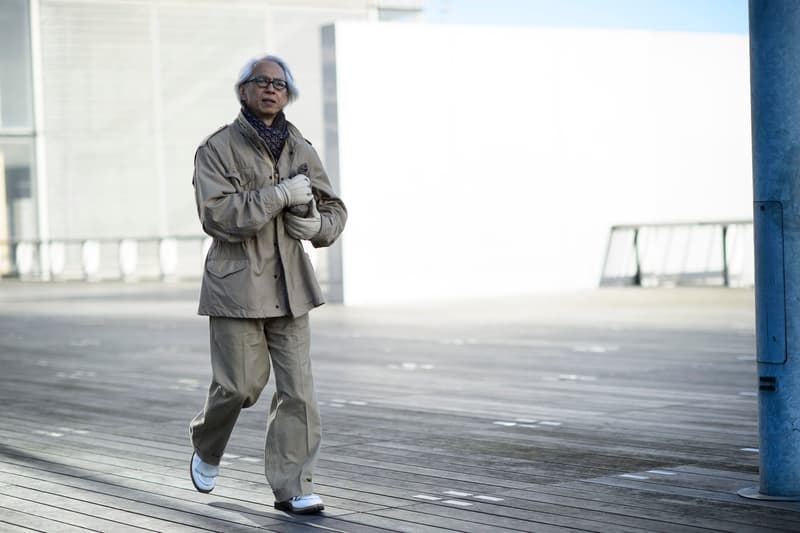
left=190, top=314, right=321, bottom=501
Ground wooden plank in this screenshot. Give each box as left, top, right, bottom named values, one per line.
left=0, top=433, right=424, bottom=510
left=0, top=453, right=433, bottom=532
left=369, top=505, right=585, bottom=533
left=324, top=440, right=654, bottom=481
left=1, top=415, right=756, bottom=489
left=581, top=476, right=800, bottom=512
left=0, top=453, right=374, bottom=519
left=3, top=442, right=740, bottom=530
left=314, top=403, right=758, bottom=452
left=0, top=508, right=90, bottom=533
left=266, top=516, right=406, bottom=533
left=513, top=482, right=800, bottom=532
left=672, top=465, right=761, bottom=481
left=0, top=489, right=161, bottom=532
left=590, top=469, right=758, bottom=495
left=494, top=483, right=791, bottom=533
left=374, top=497, right=716, bottom=533
left=0, top=482, right=274, bottom=532
left=443, top=490, right=731, bottom=533
left=0, top=454, right=428, bottom=532
left=299, top=512, right=466, bottom=533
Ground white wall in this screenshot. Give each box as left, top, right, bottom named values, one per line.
left=330, top=22, right=752, bottom=304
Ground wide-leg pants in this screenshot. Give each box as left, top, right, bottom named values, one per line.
left=189, top=314, right=321, bottom=501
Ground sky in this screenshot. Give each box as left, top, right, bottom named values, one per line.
left=422, top=0, right=749, bottom=34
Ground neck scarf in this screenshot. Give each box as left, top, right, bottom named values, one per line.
left=241, top=106, right=289, bottom=162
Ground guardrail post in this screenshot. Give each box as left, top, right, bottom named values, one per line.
left=632, top=227, right=642, bottom=286
left=81, top=240, right=100, bottom=282
left=50, top=241, right=65, bottom=280
left=119, top=239, right=138, bottom=281
left=15, top=242, right=35, bottom=279
left=159, top=238, right=178, bottom=280
left=722, top=224, right=730, bottom=287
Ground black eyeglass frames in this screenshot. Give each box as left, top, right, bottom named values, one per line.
left=245, top=76, right=288, bottom=91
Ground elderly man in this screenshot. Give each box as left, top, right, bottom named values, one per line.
left=188, top=54, right=346, bottom=514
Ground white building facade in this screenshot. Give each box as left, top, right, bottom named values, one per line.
left=0, top=0, right=420, bottom=295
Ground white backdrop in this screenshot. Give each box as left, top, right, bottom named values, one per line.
left=330, top=22, right=752, bottom=304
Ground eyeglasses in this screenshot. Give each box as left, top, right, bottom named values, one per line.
left=244, top=76, right=288, bottom=91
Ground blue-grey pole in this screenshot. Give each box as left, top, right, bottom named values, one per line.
left=739, top=0, right=800, bottom=501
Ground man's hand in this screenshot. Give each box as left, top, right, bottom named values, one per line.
left=275, top=174, right=313, bottom=207
left=284, top=200, right=322, bottom=240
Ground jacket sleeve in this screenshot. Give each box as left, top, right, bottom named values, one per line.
left=193, top=143, right=285, bottom=243
left=303, top=144, right=347, bottom=248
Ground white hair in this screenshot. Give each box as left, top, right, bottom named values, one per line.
left=235, top=55, right=299, bottom=103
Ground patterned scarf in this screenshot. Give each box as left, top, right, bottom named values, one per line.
left=241, top=105, right=289, bottom=162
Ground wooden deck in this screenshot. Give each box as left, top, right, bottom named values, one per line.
left=0, top=282, right=795, bottom=532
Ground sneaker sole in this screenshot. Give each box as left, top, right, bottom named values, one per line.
left=190, top=452, right=214, bottom=494
left=274, top=501, right=325, bottom=514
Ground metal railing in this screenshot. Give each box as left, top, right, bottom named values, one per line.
left=0, top=236, right=210, bottom=282
left=599, top=220, right=754, bottom=288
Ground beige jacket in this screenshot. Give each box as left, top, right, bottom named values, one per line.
left=193, top=112, right=347, bottom=318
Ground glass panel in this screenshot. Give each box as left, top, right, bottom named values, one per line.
left=0, top=0, right=34, bottom=129
left=0, top=139, right=36, bottom=275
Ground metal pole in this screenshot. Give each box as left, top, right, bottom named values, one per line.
left=598, top=227, right=615, bottom=286
left=739, top=0, right=800, bottom=501
left=632, top=227, right=642, bottom=286
left=722, top=225, right=729, bottom=287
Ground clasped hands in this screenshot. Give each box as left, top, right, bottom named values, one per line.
left=275, top=174, right=321, bottom=240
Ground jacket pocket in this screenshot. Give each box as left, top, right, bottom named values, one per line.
left=225, top=168, right=257, bottom=191
left=206, top=259, right=248, bottom=278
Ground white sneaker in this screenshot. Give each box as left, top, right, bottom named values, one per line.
left=190, top=451, right=219, bottom=493
left=274, top=493, right=325, bottom=514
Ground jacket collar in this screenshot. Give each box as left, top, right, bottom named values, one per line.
left=234, top=112, right=298, bottom=165
left=235, top=112, right=264, bottom=147
left=237, top=111, right=297, bottom=143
